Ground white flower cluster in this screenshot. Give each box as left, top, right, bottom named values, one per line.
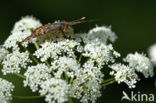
left=3, top=16, right=42, bottom=49
left=0, top=16, right=120, bottom=103
left=0, top=78, right=14, bottom=103
left=83, top=43, right=120, bottom=67
left=72, top=60, right=103, bottom=103
left=24, top=64, right=52, bottom=92
left=81, top=26, right=117, bottom=44
left=0, top=16, right=42, bottom=75
left=34, top=41, right=61, bottom=61
left=29, top=22, right=119, bottom=102
left=110, top=63, right=139, bottom=88
left=0, top=46, right=8, bottom=62
left=51, top=56, right=80, bottom=78
left=124, top=52, right=154, bottom=78
left=34, top=39, right=81, bottom=61
left=2, top=50, right=31, bottom=75
left=57, top=39, right=82, bottom=58
left=148, top=44, right=156, bottom=66
left=39, top=78, right=70, bottom=103
left=110, top=52, right=154, bottom=88
left=1, top=16, right=154, bottom=103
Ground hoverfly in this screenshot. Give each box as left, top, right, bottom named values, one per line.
left=22, top=17, right=95, bottom=42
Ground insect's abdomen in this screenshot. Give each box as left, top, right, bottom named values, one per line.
left=22, top=23, right=52, bottom=42
left=22, top=35, right=34, bottom=42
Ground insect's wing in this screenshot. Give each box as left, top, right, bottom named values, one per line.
left=22, top=35, right=33, bottom=42
left=22, top=23, right=53, bottom=42
left=65, top=17, right=97, bottom=26
left=37, top=24, right=63, bottom=42
left=72, top=17, right=86, bottom=22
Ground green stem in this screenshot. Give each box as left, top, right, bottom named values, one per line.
left=102, top=80, right=116, bottom=87
left=102, top=77, right=115, bottom=84
left=23, top=46, right=39, bottom=64
left=13, top=95, right=44, bottom=99
left=45, top=61, right=51, bottom=68
left=78, top=53, right=82, bottom=63
left=68, top=98, right=73, bottom=103
left=14, top=73, right=26, bottom=79
left=70, top=77, right=74, bottom=84
left=45, top=60, right=55, bottom=75
left=34, top=41, right=40, bottom=50
left=65, top=73, right=69, bottom=83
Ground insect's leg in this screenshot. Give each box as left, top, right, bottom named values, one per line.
left=58, top=28, right=65, bottom=38
left=64, top=30, right=74, bottom=39
left=70, top=31, right=74, bottom=39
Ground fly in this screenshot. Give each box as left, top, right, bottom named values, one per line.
left=22, top=17, right=95, bottom=42
left=78, top=79, right=89, bottom=87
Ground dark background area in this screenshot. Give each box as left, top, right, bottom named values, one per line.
left=0, top=0, right=156, bottom=103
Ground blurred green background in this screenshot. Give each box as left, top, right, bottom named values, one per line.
left=0, top=0, right=156, bottom=103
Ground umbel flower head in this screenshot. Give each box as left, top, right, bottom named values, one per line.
left=2, top=49, right=32, bottom=75
left=148, top=44, right=156, bottom=66
left=110, top=52, right=154, bottom=88
left=3, top=16, right=42, bottom=49
left=110, top=63, right=139, bottom=88
left=24, top=63, right=52, bottom=92
left=124, top=52, right=154, bottom=78
left=0, top=78, right=14, bottom=103
left=0, top=46, right=8, bottom=62
left=81, top=25, right=117, bottom=44
left=39, top=78, right=71, bottom=103
left=0, top=16, right=154, bottom=103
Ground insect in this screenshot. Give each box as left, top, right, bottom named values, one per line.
left=22, top=17, right=94, bottom=42
left=78, top=79, right=89, bottom=87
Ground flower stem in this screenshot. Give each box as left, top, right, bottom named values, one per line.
left=13, top=95, right=44, bottom=99
left=23, top=46, right=39, bottom=64
left=78, top=53, right=82, bottom=63
left=65, top=72, right=69, bottom=83
left=68, top=98, right=73, bottom=103
left=102, top=79, right=116, bottom=87
left=14, top=73, right=26, bottom=79
left=45, top=61, right=51, bottom=68
left=34, top=41, right=40, bottom=50
left=70, top=77, right=74, bottom=83
left=102, top=77, right=115, bottom=84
